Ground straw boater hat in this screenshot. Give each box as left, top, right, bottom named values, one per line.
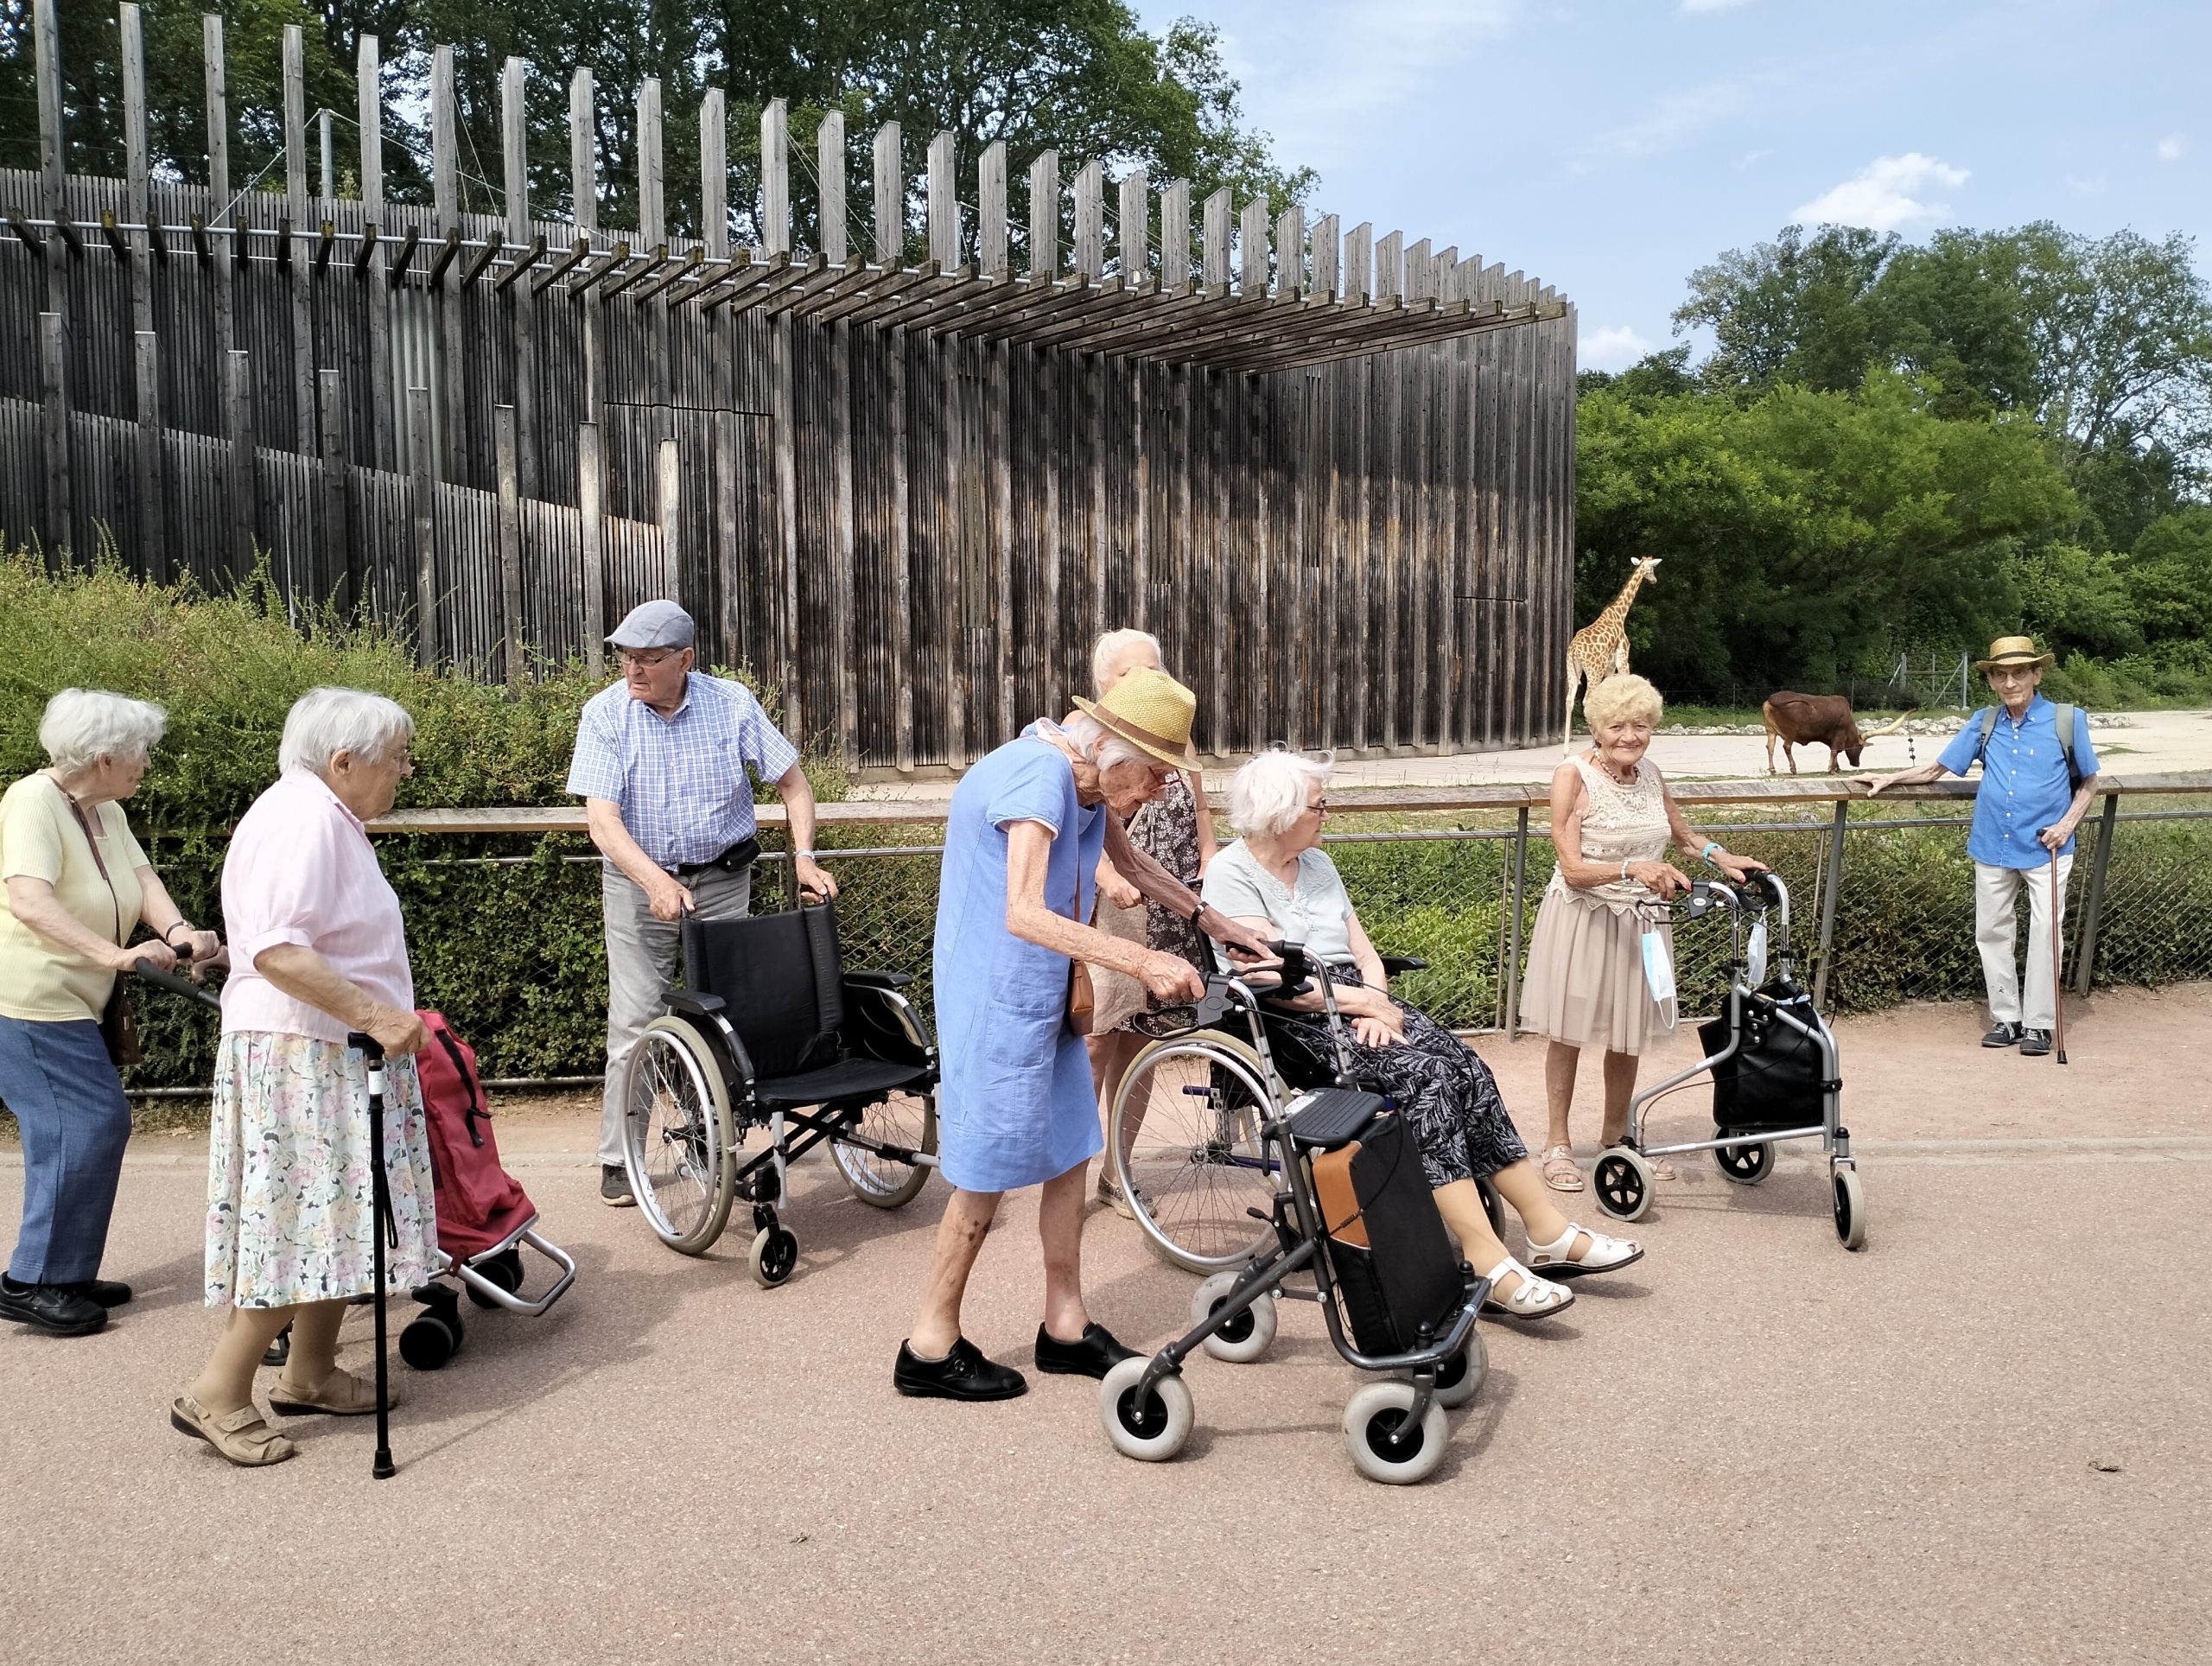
left=1072, top=665, right=1200, bottom=768
left=1975, top=635, right=2056, bottom=671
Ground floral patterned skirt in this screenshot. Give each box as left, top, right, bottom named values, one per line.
left=205, top=1032, right=440, bottom=1309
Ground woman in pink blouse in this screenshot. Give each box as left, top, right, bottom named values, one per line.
left=171, top=689, right=438, bottom=1469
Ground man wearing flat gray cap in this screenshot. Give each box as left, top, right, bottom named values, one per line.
left=567, top=601, right=838, bottom=1205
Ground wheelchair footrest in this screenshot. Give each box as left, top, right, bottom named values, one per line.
left=1285, top=1087, right=1387, bottom=1152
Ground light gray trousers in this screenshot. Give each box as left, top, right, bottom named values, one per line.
left=599, top=862, right=752, bottom=1166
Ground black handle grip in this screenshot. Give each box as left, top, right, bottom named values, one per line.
left=348, top=1031, right=386, bottom=1063
left=132, top=963, right=223, bottom=1010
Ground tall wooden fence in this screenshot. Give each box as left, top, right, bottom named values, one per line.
left=2, top=5, right=1580, bottom=769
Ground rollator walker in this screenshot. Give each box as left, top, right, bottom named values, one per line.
left=1589, top=870, right=1867, bottom=1250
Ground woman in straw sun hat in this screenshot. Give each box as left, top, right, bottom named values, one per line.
left=894, top=667, right=1272, bottom=1404
left=1863, top=636, right=2100, bottom=1056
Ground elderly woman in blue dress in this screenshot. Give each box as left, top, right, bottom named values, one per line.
left=896, top=669, right=1271, bottom=1402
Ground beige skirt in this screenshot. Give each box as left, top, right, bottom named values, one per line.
left=1520, top=885, right=1673, bottom=1056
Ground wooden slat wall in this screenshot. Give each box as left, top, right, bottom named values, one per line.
left=1, top=153, right=1575, bottom=768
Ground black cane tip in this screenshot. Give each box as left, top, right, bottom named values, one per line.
left=373, top=1453, right=396, bottom=1479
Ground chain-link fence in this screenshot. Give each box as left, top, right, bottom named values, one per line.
left=102, top=783, right=2212, bottom=1090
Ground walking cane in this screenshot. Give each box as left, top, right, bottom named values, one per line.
left=348, top=1031, right=397, bottom=1478
left=2045, top=839, right=2069, bottom=1066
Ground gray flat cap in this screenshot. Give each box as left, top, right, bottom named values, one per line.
left=607, top=600, right=695, bottom=651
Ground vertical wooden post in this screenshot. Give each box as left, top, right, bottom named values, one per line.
left=1405, top=237, right=1431, bottom=301
left=408, top=384, right=437, bottom=666
left=120, top=5, right=152, bottom=337
left=1039, top=347, right=1063, bottom=716
left=495, top=404, right=524, bottom=683
left=1118, top=168, right=1147, bottom=279
left=1274, top=207, right=1305, bottom=297
left=874, top=122, right=902, bottom=264
left=977, top=140, right=1007, bottom=277
left=1312, top=213, right=1340, bottom=298
left=832, top=319, right=858, bottom=757
left=1201, top=188, right=1231, bottom=289
left=697, top=88, right=728, bottom=260
left=887, top=330, right=913, bottom=767
left=1238, top=196, right=1269, bottom=294
left=1351, top=351, right=1370, bottom=750
left=578, top=423, right=606, bottom=676
left=943, top=338, right=968, bottom=760
left=32, top=0, right=66, bottom=317
left=132, top=329, right=164, bottom=582
left=1027, top=150, right=1058, bottom=279
left=283, top=25, right=313, bottom=454
left=1376, top=231, right=1402, bottom=302
left=1072, top=161, right=1103, bottom=278
left=637, top=79, right=664, bottom=247
left=224, top=348, right=253, bottom=569
left=317, top=367, right=350, bottom=613
left=1160, top=180, right=1190, bottom=295
left=432, top=46, right=464, bottom=481
left=817, top=111, right=846, bottom=266
left=657, top=436, right=682, bottom=601
left=572, top=70, right=601, bottom=447
left=992, top=339, right=1014, bottom=741
left=359, top=35, right=392, bottom=468
left=927, top=131, right=957, bottom=268
left=204, top=15, right=234, bottom=365
left=500, top=57, right=537, bottom=495
left=761, top=98, right=790, bottom=256
left=37, top=313, right=70, bottom=560
left=1344, top=222, right=1372, bottom=302
left=770, top=323, right=798, bottom=728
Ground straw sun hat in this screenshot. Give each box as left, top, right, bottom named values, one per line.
left=1975, top=635, right=2056, bottom=671
left=1072, top=665, right=1200, bottom=768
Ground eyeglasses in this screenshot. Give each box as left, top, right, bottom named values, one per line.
left=620, top=649, right=677, bottom=670
left=1305, top=798, right=1328, bottom=817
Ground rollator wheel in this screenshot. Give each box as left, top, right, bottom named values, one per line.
left=1098, top=1358, right=1195, bottom=1463
left=747, top=1224, right=800, bottom=1288
left=1192, top=1271, right=1279, bottom=1364
left=1832, top=1165, right=1867, bottom=1251
left=1111, top=1031, right=1279, bottom=1274
left=1713, top=1131, right=1774, bottom=1186
left=1592, top=1147, right=1654, bottom=1222
left=833, top=1088, right=938, bottom=1210
left=624, top=1018, right=737, bottom=1256
left=1342, top=1381, right=1450, bottom=1485
left=1395, top=1333, right=1486, bottom=1410
left=466, top=1248, right=525, bottom=1309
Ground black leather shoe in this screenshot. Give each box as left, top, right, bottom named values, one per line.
left=2018, top=1028, right=2052, bottom=1057
left=65, top=1279, right=132, bottom=1308
left=1034, top=1322, right=1141, bottom=1380
left=1981, top=1022, right=2022, bottom=1047
left=894, top=1337, right=1027, bottom=1401
left=0, top=1275, right=107, bottom=1337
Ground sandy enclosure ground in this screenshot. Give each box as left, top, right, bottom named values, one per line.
left=2, top=989, right=2208, bottom=1664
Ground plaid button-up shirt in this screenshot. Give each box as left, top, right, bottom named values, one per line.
left=565, top=674, right=800, bottom=868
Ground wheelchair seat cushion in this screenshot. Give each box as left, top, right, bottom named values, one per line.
left=751, top=1054, right=930, bottom=1112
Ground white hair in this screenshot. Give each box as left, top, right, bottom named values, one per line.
left=1090, top=628, right=1162, bottom=696
left=1229, top=748, right=1332, bottom=838
left=1059, top=713, right=1147, bottom=772
left=278, top=687, right=416, bottom=777
left=38, top=689, right=168, bottom=773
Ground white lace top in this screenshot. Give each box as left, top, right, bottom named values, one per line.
left=1546, top=754, right=1671, bottom=913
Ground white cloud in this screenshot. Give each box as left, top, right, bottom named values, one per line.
left=1681, top=0, right=1756, bottom=11
left=2157, top=133, right=2186, bottom=162
left=1581, top=324, right=1655, bottom=372
left=1792, top=153, right=1968, bottom=232
left=1580, top=78, right=1767, bottom=160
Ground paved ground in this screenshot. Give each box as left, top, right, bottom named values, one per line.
left=4, top=988, right=2209, bottom=1663
left=849, top=708, right=2212, bottom=798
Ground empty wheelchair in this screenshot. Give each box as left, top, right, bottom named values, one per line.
left=620, top=901, right=940, bottom=1283
left=1107, top=951, right=1506, bottom=1273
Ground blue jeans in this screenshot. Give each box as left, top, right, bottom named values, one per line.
left=0, top=1016, right=131, bottom=1285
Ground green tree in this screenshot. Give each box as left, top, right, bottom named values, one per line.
left=1673, top=223, right=1897, bottom=396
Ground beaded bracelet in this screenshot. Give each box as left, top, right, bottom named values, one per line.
left=1699, top=842, right=1722, bottom=867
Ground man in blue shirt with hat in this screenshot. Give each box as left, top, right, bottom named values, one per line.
left=568, top=600, right=838, bottom=1205
left=1863, top=635, right=2100, bottom=1056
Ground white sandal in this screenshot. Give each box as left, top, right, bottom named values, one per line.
left=1539, top=1145, right=1584, bottom=1192
left=1479, top=1256, right=1574, bottom=1319
left=1525, top=1222, right=1643, bottom=1278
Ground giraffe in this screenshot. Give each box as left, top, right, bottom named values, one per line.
left=1563, top=556, right=1662, bottom=749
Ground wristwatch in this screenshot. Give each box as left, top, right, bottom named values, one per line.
left=794, top=849, right=816, bottom=861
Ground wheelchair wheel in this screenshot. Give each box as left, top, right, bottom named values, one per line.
left=1098, top=1358, right=1195, bottom=1463
left=1343, top=1381, right=1449, bottom=1485
left=623, top=1017, right=737, bottom=1256
left=1191, top=1271, right=1278, bottom=1364
left=832, top=1088, right=938, bottom=1210
left=1110, top=1031, right=1279, bottom=1275
left=1713, top=1130, right=1774, bottom=1186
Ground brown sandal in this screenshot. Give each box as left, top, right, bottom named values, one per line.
left=170, top=1395, right=298, bottom=1466
left=269, top=1367, right=390, bottom=1417
left=1539, top=1145, right=1584, bottom=1192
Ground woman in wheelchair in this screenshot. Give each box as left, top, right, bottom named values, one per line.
left=1201, top=749, right=1643, bottom=1319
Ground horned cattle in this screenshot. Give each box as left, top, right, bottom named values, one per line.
left=1762, top=692, right=1910, bottom=775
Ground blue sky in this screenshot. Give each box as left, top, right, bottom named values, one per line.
left=1131, top=0, right=2210, bottom=370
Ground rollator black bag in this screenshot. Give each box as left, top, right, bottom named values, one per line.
left=1700, top=983, right=1829, bottom=1132
left=1313, top=1114, right=1462, bottom=1357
